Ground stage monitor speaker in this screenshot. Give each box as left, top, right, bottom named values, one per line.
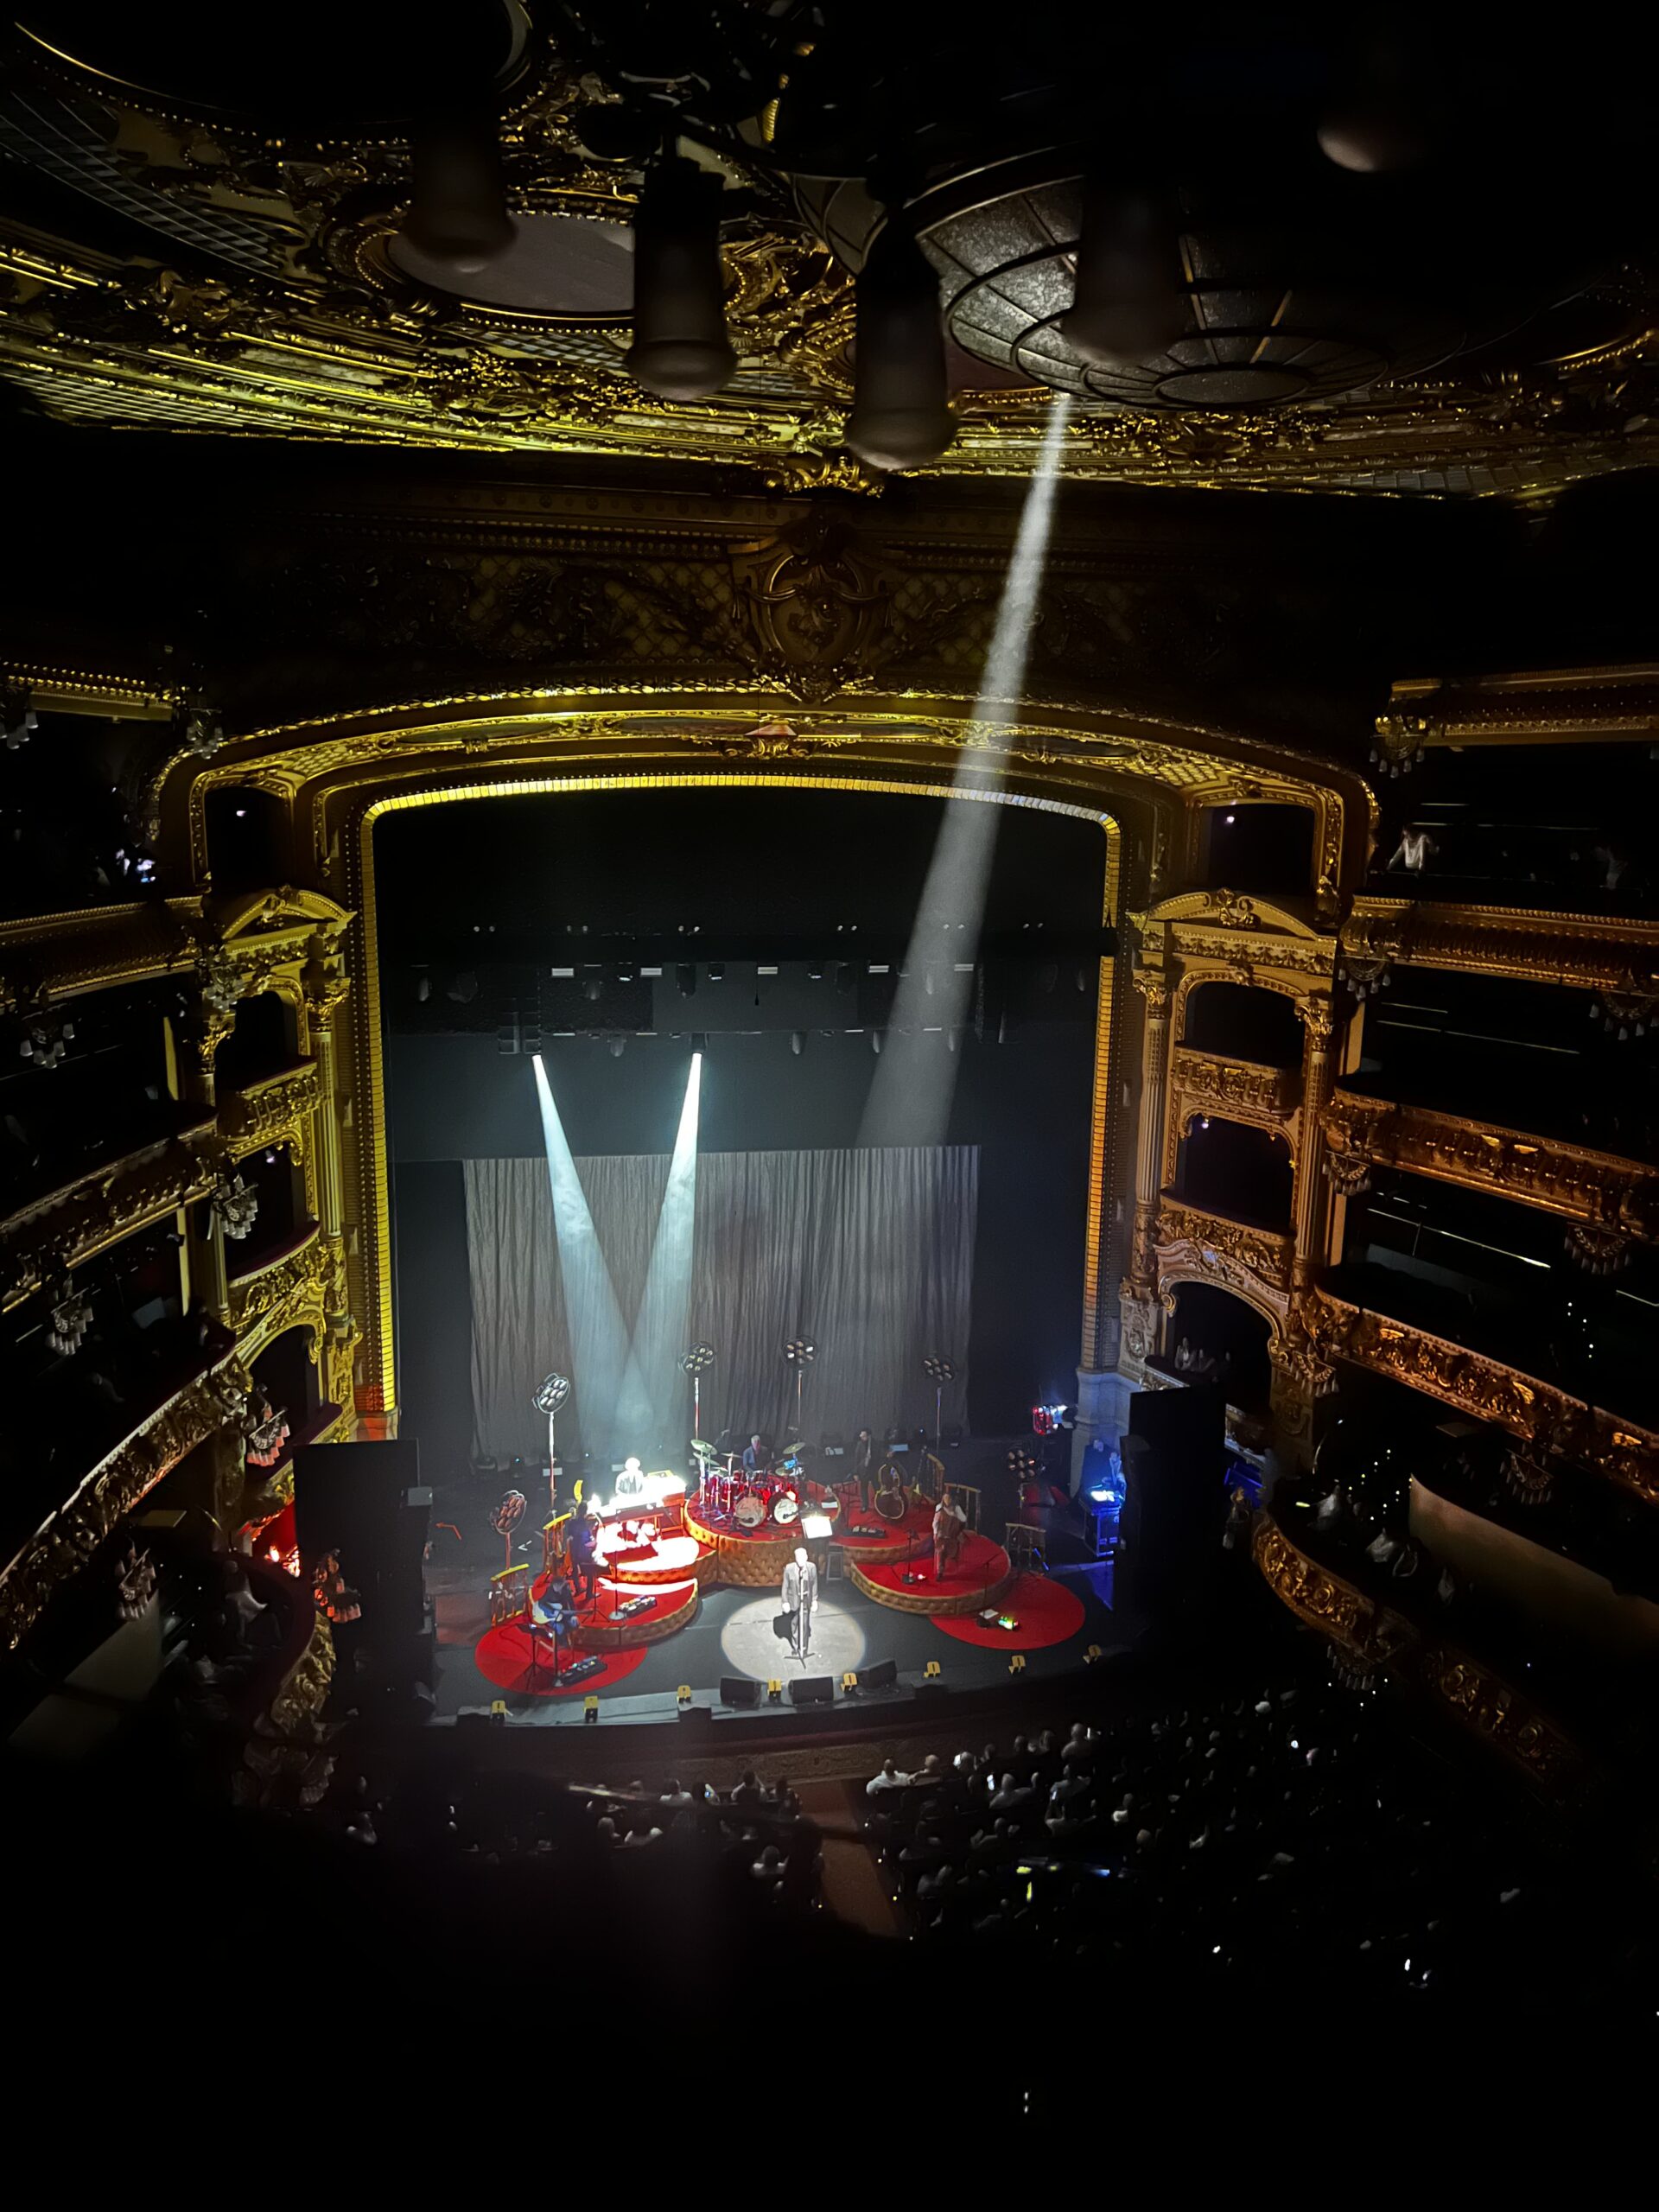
left=721, top=1675, right=762, bottom=1708
left=788, top=1675, right=836, bottom=1707
left=1122, top=1384, right=1226, bottom=1617
left=858, top=1658, right=899, bottom=1692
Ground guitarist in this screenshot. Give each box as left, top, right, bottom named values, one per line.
left=850, top=1427, right=877, bottom=1515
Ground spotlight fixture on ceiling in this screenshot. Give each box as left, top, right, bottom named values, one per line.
left=707, top=962, right=725, bottom=982
left=626, top=156, right=737, bottom=400
left=402, top=101, right=512, bottom=278
left=791, top=1030, right=805, bottom=1056
left=1063, top=181, right=1186, bottom=369
left=607, top=1033, right=628, bottom=1058
left=845, top=219, right=956, bottom=472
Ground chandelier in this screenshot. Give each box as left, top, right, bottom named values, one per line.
left=46, top=1278, right=92, bottom=1358
left=213, top=1173, right=260, bottom=1241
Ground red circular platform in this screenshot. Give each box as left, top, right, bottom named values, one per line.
left=851, top=1529, right=1014, bottom=1616
left=473, top=1622, right=649, bottom=1698
left=930, top=1571, right=1087, bottom=1650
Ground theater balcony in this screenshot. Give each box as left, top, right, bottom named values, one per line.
left=1367, top=667, right=1659, bottom=915
left=1251, top=1502, right=1609, bottom=1802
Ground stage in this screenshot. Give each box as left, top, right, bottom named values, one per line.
left=425, top=1437, right=1122, bottom=1730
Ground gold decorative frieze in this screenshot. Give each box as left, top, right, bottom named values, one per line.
left=1386, top=664, right=1659, bottom=748
left=1342, top=899, right=1659, bottom=996
left=0, top=1122, right=220, bottom=1311
left=0, top=1352, right=252, bottom=1650
left=1422, top=1647, right=1582, bottom=1793
left=0, top=897, right=207, bottom=1010
left=227, top=1222, right=327, bottom=1337
left=1171, top=1046, right=1301, bottom=1125
left=219, top=1062, right=321, bottom=1162
left=1156, top=1198, right=1295, bottom=1295
left=1255, top=1515, right=1584, bottom=1794
left=1324, top=1091, right=1658, bottom=1239
left=1305, top=1291, right=1659, bottom=1504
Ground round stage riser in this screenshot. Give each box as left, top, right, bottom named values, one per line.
left=572, top=1588, right=700, bottom=1651
left=683, top=1500, right=933, bottom=1588
left=849, top=1556, right=1016, bottom=1618
left=605, top=1546, right=720, bottom=1589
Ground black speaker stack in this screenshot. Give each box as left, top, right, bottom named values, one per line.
left=294, top=1437, right=435, bottom=1711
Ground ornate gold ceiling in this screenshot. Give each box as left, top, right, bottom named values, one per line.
left=2, top=34, right=1655, bottom=499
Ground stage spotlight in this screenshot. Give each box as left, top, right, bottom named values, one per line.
left=783, top=1338, right=817, bottom=1366
left=583, top=975, right=603, bottom=1002
left=607, top=1034, right=627, bottom=1058
left=445, top=969, right=479, bottom=1003
left=871, top=1030, right=883, bottom=1055
left=413, top=970, right=430, bottom=1001
left=676, top=963, right=696, bottom=996
left=791, top=1030, right=805, bottom=1057
left=807, top=961, right=824, bottom=982
left=617, top=959, right=635, bottom=983
left=924, top=1659, right=942, bottom=1681
left=707, top=962, right=725, bottom=983
left=584, top=1696, right=599, bottom=1722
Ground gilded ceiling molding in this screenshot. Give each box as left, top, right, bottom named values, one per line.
left=1323, top=1091, right=1658, bottom=1239
left=0, top=1351, right=252, bottom=1651
left=1342, top=898, right=1659, bottom=996
left=1305, top=1290, right=1659, bottom=1505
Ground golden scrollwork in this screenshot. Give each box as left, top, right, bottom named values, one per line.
left=1343, top=898, right=1659, bottom=997
left=1304, top=1290, right=1659, bottom=1503
left=1422, top=1649, right=1580, bottom=1792
left=0, top=1352, right=253, bottom=1650
left=1170, top=1046, right=1300, bottom=1124
left=218, top=1064, right=323, bottom=1162
left=0, top=1122, right=220, bottom=1310
left=1323, top=1091, right=1657, bottom=1237
left=1155, top=1198, right=1295, bottom=1295
left=227, top=1224, right=333, bottom=1337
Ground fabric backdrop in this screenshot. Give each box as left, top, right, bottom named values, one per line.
left=464, top=1147, right=977, bottom=1466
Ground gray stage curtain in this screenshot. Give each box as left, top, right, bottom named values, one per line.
left=463, top=1147, right=977, bottom=1466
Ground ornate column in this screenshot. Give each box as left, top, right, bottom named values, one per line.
left=1291, top=995, right=1338, bottom=1291
left=182, top=1012, right=232, bottom=1323
left=303, top=944, right=359, bottom=1425
left=1119, top=968, right=1173, bottom=1376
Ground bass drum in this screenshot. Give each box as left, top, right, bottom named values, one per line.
left=770, top=1491, right=800, bottom=1526
left=733, top=1492, right=769, bottom=1531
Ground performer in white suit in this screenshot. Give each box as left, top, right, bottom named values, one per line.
left=781, top=1545, right=818, bottom=1660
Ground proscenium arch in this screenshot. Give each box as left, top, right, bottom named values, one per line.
left=336, top=768, right=1125, bottom=1426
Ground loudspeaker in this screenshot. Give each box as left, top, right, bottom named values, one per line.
left=858, top=1657, right=899, bottom=1692
left=721, top=1675, right=762, bottom=1708
left=788, top=1675, right=835, bottom=1707
left=1122, top=1384, right=1225, bottom=1615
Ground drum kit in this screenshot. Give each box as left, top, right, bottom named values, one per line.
left=697, top=1446, right=833, bottom=1534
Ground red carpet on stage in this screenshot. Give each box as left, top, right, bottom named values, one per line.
left=473, top=1623, right=649, bottom=1697
left=931, top=1571, right=1087, bottom=1650
left=833, top=1497, right=934, bottom=1548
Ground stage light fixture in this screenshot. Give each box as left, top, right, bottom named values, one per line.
left=782, top=1338, right=817, bottom=1366
left=707, top=962, right=725, bottom=983
left=584, top=1696, right=600, bottom=1722
left=791, top=1030, right=805, bottom=1056
left=807, top=961, right=824, bottom=982
left=677, top=1682, right=693, bottom=1705
left=767, top=1680, right=782, bottom=1702
left=626, top=157, right=736, bottom=401
left=1085, top=1644, right=1103, bottom=1665
left=533, top=1373, right=571, bottom=1414
left=607, top=1034, right=627, bottom=1058
left=583, top=975, right=603, bottom=1002
left=924, top=1659, right=942, bottom=1680
left=846, top=220, right=956, bottom=471
left=842, top=1671, right=859, bottom=1694
left=617, top=960, right=635, bottom=983
left=676, top=963, right=696, bottom=996
left=1008, top=1653, right=1027, bottom=1675
left=923, top=1355, right=957, bottom=1384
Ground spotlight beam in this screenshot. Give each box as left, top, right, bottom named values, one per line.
left=532, top=1053, right=633, bottom=1470
left=618, top=1052, right=702, bottom=1452
left=861, top=397, right=1072, bottom=1146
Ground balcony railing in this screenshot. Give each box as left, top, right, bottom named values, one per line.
left=0, top=1115, right=220, bottom=1310
left=1303, top=1287, right=1659, bottom=1507
left=1325, top=1090, right=1657, bottom=1240
left=218, top=1059, right=320, bottom=1158
left=1155, top=1195, right=1294, bottom=1292
left=1169, top=1046, right=1301, bottom=1122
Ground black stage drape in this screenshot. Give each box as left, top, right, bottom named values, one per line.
left=463, top=1147, right=977, bottom=1465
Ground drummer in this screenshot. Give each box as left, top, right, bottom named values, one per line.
left=742, top=1434, right=767, bottom=1473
